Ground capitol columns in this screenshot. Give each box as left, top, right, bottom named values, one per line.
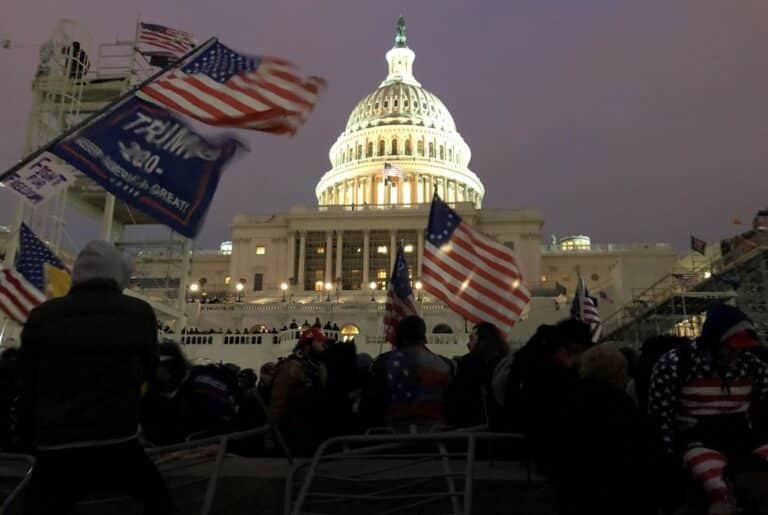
left=297, top=231, right=306, bottom=290
left=335, top=230, right=343, bottom=288
left=287, top=231, right=296, bottom=284
left=390, top=230, right=397, bottom=272
left=417, top=229, right=424, bottom=276
left=362, top=230, right=371, bottom=286
left=325, top=231, right=334, bottom=283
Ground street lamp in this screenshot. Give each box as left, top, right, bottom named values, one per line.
left=280, top=282, right=288, bottom=302
left=235, top=281, right=244, bottom=302
left=325, top=282, right=333, bottom=302
left=414, top=280, right=423, bottom=301
left=189, top=283, right=199, bottom=293
left=369, top=281, right=377, bottom=301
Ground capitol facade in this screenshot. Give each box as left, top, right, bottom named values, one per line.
left=129, top=19, right=678, bottom=367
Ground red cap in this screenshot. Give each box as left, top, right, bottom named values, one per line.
left=725, top=330, right=760, bottom=349
left=299, top=327, right=327, bottom=345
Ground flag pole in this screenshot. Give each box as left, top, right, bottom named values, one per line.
left=0, top=36, right=218, bottom=185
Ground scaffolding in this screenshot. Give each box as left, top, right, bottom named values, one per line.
left=1, top=19, right=191, bottom=342
left=603, top=244, right=768, bottom=346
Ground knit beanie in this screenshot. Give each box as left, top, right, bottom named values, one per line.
left=71, top=241, right=132, bottom=290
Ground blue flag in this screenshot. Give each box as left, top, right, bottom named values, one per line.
left=51, top=97, right=242, bottom=238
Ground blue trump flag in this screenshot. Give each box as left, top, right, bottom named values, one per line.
left=51, top=97, right=242, bottom=238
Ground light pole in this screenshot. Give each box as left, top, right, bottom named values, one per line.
left=414, top=280, right=423, bottom=302
left=235, top=281, right=244, bottom=302
left=189, top=282, right=199, bottom=302
left=325, top=282, right=333, bottom=302
left=369, top=281, right=377, bottom=302
left=280, top=282, right=288, bottom=302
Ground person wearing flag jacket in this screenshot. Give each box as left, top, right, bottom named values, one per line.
left=649, top=304, right=768, bottom=515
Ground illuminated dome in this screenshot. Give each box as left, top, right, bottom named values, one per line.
left=316, top=17, right=484, bottom=208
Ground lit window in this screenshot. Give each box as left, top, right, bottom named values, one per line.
left=255, top=246, right=266, bottom=255
left=314, top=280, right=324, bottom=292
left=404, top=244, right=414, bottom=253
left=356, top=247, right=362, bottom=253
left=377, top=245, right=388, bottom=255
left=219, top=241, right=233, bottom=255
left=225, top=276, right=231, bottom=285
left=316, top=247, right=325, bottom=254
left=540, top=275, right=547, bottom=283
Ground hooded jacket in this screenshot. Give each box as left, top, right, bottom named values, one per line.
left=648, top=304, right=768, bottom=457
left=20, top=241, right=158, bottom=450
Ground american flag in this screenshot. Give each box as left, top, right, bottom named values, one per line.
left=571, top=276, right=602, bottom=343
left=384, top=245, right=418, bottom=345
left=383, top=162, right=403, bottom=179
left=0, top=224, right=68, bottom=325
left=137, top=22, right=196, bottom=60
left=422, top=195, right=531, bottom=339
left=138, top=40, right=326, bottom=135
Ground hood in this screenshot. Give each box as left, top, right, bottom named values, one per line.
left=700, top=303, right=755, bottom=347
left=71, top=241, right=132, bottom=290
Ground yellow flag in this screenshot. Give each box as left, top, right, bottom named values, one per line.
left=44, top=263, right=71, bottom=298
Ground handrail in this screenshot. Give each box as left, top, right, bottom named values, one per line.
left=0, top=453, right=35, bottom=514
left=603, top=245, right=768, bottom=337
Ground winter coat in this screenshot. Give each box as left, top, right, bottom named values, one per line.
left=446, top=351, right=502, bottom=429
left=19, top=280, right=158, bottom=449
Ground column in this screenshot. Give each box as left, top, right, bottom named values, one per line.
left=369, top=176, right=375, bottom=204
left=287, top=232, right=296, bottom=283
left=389, top=230, right=397, bottom=272
left=362, top=230, right=370, bottom=286
left=324, top=231, right=333, bottom=282
left=297, top=231, right=306, bottom=290
left=411, top=175, right=418, bottom=204
left=335, top=230, right=343, bottom=286
left=417, top=230, right=424, bottom=277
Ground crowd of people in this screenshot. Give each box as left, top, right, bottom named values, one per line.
left=2, top=239, right=768, bottom=515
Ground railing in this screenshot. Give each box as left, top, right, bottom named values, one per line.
left=0, top=453, right=35, bottom=513
left=197, top=301, right=451, bottom=314
left=178, top=331, right=467, bottom=348
left=316, top=201, right=474, bottom=212
left=284, top=431, right=525, bottom=515
left=602, top=245, right=768, bottom=338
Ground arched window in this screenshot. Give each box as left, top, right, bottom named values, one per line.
left=448, top=148, right=453, bottom=161
left=356, top=145, right=362, bottom=160
left=433, top=323, right=453, bottom=334
left=348, top=148, right=353, bottom=161
left=405, top=139, right=412, bottom=155
left=378, top=140, right=385, bottom=156
left=366, top=142, right=373, bottom=157
left=341, top=153, right=345, bottom=164
left=428, top=142, right=435, bottom=158
left=391, top=139, right=398, bottom=155
left=417, top=140, right=424, bottom=156
left=439, top=145, right=445, bottom=160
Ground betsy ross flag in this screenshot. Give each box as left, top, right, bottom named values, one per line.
left=383, top=162, right=403, bottom=180
left=691, top=236, right=707, bottom=256
left=138, top=40, right=326, bottom=135
left=137, top=22, right=196, bottom=62
left=0, top=224, right=70, bottom=325
left=572, top=276, right=602, bottom=343
left=384, top=245, right=418, bottom=345
left=422, top=195, right=530, bottom=339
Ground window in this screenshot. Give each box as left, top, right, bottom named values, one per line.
left=391, top=139, right=398, bottom=155
left=376, top=245, right=388, bottom=255
left=429, top=142, right=435, bottom=158
left=304, top=232, right=327, bottom=291
left=394, top=99, right=398, bottom=107
left=417, top=140, right=424, bottom=156
left=369, top=231, right=390, bottom=287
left=366, top=142, right=373, bottom=157
left=356, top=145, right=362, bottom=160
left=405, top=140, right=412, bottom=155
left=433, top=323, right=453, bottom=334
left=341, top=231, right=363, bottom=290
left=439, top=145, right=445, bottom=160
left=448, top=148, right=453, bottom=161
left=404, top=99, right=409, bottom=108
left=316, top=247, right=325, bottom=254
left=219, top=241, right=232, bottom=255
left=225, top=276, right=231, bottom=285
left=383, top=100, right=388, bottom=108
left=253, top=273, right=264, bottom=291
left=378, top=140, right=385, bottom=156
left=255, top=246, right=266, bottom=255
left=404, top=244, right=414, bottom=253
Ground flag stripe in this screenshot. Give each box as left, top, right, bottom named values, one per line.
left=455, top=225, right=523, bottom=277
left=423, top=246, right=525, bottom=317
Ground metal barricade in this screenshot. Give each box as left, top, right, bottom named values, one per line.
left=0, top=453, right=35, bottom=515
left=284, top=431, right=524, bottom=515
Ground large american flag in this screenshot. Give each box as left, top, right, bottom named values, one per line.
left=422, top=195, right=531, bottom=339
left=384, top=245, right=418, bottom=345
left=383, top=162, right=403, bottom=179
left=571, top=276, right=602, bottom=343
left=137, top=22, right=197, bottom=60
left=138, top=40, right=326, bottom=135
left=0, top=224, right=67, bottom=325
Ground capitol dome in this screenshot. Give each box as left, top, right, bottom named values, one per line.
left=316, top=17, right=484, bottom=208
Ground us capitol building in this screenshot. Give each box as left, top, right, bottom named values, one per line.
left=124, top=18, right=680, bottom=364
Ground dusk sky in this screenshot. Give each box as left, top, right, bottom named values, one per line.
left=1, top=0, right=767, bottom=251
